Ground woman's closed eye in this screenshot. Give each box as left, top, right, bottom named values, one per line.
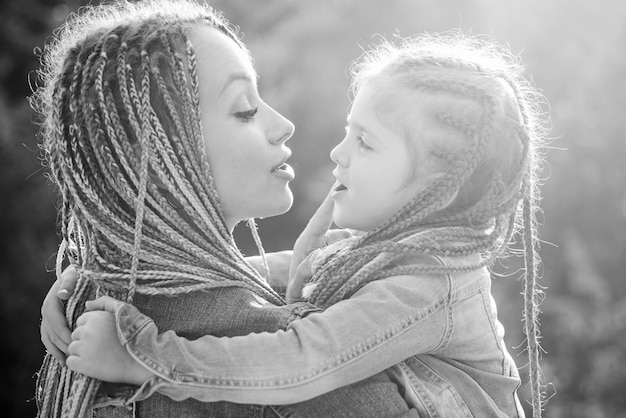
left=235, top=106, right=259, bottom=122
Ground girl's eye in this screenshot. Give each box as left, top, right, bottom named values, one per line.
left=235, top=106, right=259, bottom=122
left=356, top=135, right=372, bottom=151
left=345, top=125, right=372, bottom=150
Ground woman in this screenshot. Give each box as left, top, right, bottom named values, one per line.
left=34, top=0, right=417, bottom=416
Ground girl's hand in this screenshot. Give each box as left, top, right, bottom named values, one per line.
left=287, top=186, right=350, bottom=302
left=40, top=265, right=79, bottom=366
left=287, top=252, right=317, bottom=303
left=66, top=296, right=154, bottom=385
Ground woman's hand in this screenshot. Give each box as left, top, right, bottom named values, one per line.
left=40, top=265, right=79, bottom=366
left=66, top=296, right=154, bottom=385
left=287, top=187, right=351, bottom=302
left=247, top=250, right=293, bottom=294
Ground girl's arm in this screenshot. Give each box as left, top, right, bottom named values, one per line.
left=41, top=251, right=292, bottom=365
left=81, top=270, right=450, bottom=405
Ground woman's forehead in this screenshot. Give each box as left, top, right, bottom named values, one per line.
left=188, top=25, right=256, bottom=92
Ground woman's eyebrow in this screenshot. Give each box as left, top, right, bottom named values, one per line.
left=219, top=72, right=253, bottom=96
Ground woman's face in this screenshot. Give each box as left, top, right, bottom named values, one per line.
left=189, top=26, right=295, bottom=231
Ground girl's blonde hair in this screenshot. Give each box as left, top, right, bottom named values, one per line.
left=33, top=1, right=280, bottom=416
left=308, top=32, right=548, bottom=416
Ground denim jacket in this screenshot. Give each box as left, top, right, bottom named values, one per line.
left=92, top=276, right=419, bottom=417
left=109, top=251, right=525, bottom=417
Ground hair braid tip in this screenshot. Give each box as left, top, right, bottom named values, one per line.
left=522, top=194, right=544, bottom=418
left=247, top=218, right=270, bottom=280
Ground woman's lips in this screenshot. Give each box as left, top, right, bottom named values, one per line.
left=272, top=163, right=295, bottom=181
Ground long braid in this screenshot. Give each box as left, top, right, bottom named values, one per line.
left=515, top=85, right=546, bottom=417
left=34, top=2, right=282, bottom=416
left=126, top=49, right=152, bottom=302
left=523, top=185, right=542, bottom=416
left=41, top=40, right=108, bottom=417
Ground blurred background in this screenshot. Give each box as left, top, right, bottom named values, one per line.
left=2, top=0, right=625, bottom=416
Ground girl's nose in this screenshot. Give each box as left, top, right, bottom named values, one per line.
left=330, top=137, right=349, bottom=167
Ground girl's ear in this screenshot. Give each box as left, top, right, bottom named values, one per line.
left=424, top=168, right=459, bottom=211
left=419, top=151, right=449, bottom=186
left=438, top=184, right=459, bottom=211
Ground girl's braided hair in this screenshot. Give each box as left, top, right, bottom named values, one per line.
left=32, top=1, right=281, bottom=416
left=307, top=33, right=548, bottom=417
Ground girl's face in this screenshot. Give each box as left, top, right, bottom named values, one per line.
left=190, top=26, right=295, bottom=231
left=330, top=82, right=439, bottom=231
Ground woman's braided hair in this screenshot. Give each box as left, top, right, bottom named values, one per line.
left=307, top=33, right=548, bottom=417
left=33, top=1, right=281, bottom=416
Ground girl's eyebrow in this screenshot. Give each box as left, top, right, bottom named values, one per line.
left=346, top=115, right=366, bottom=131
left=346, top=115, right=382, bottom=145
left=219, top=72, right=253, bottom=96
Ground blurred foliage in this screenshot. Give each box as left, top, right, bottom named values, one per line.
left=2, top=0, right=625, bottom=416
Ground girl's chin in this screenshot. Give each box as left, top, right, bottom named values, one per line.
left=332, top=212, right=356, bottom=230
left=333, top=211, right=375, bottom=232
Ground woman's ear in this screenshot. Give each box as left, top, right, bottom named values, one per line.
left=149, top=169, right=168, bottom=191
left=148, top=169, right=182, bottom=209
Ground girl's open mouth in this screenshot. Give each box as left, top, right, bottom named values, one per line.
left=335, top=182, right=347, bottom=191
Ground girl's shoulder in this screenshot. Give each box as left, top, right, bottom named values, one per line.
left=309, top=236, right=360, bottom=273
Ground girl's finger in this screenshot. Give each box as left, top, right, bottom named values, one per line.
left=324, top=229, right=353, bottom=245
left=290, top=185, right=337, bottom=280
left=70, top=326, right=82, bottom=341
left=76, top=312, right=89, bottom=327
left=286, top=256, right=313, bottom=303
left=302, top=187, right=335, bottom=237
left=65, top=354, right=79, bottom=371
left=85, top=296, right=120, bottom=313
left=67, top=340, right=80, bottom=356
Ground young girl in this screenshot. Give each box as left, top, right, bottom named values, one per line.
left=33, top=1, right=422, bottom=417
left=68, top=32, right=548, bottom=417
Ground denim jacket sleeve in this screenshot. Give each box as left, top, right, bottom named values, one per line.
left=117, top=267, right=455, bottom=405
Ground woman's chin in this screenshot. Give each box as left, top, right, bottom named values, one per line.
left=262, top=193, right=294, bottom=219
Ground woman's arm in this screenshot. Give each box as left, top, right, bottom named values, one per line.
left=40, top=266, right=80, bottom=365
left=41, top=250, right=293, bottom=362
left=110, top=272, right=450, bottom=405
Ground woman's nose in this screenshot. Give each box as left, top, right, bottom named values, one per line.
left=269, top=108, right=295, bottom=145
